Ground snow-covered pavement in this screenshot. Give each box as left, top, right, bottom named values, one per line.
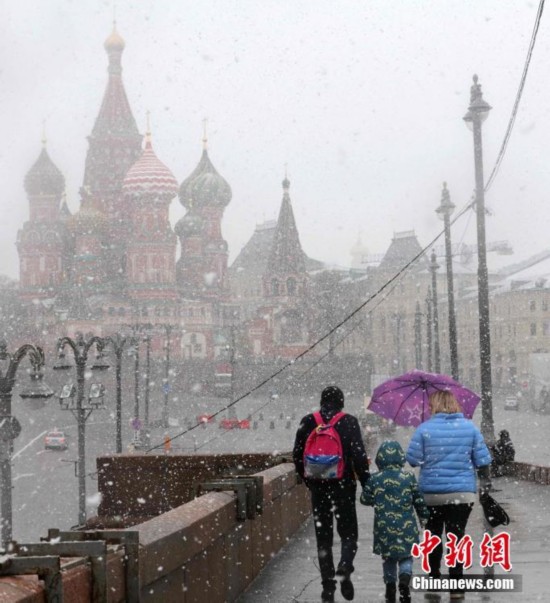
left=238, top=476, right=547, bottom=602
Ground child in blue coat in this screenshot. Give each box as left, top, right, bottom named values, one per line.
left=360, top=440, right=429, bottom=603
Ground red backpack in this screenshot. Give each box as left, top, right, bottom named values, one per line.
left=303, top=411, right=346, bottom=480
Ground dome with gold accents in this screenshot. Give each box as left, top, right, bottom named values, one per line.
left=104, top=24, right=125, bottom=52
left=67, top=198, right=108, bottom=236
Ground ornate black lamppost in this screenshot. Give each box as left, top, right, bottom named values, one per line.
left=103, top=333, right=137, bottom=453
left=436, top=182, right=459, bottom=380
left=143, top=333, right=151, bottom=429
left=54, top=334, right=108, bottom=526
left=162, top=325, right=173, bottom=429
left=463, top=74, right=495, bottom=443
left=0, top=341, right=53, bottom=546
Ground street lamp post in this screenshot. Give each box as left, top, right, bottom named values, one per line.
left=104, top=333, right=136, bottom=454
left=162, top=325, right=173, bottom=429
left=436, top=182, right=459, bottom=381
left=54, top=334, right=108, bottom=526
left=414, top=302, right=423, bottom=369
left=464, top=74, right=495, bottom=443
left=0, top=341, right=53, bottom=546
left=143, top=333, right=151, bottom=428
left=393, top=312, right=402, bottom=373
left=133, top=338, right=140, bottom=424
left=430, top=250, right=441, bottom=373
left=426, top=290, right=433, bottom=372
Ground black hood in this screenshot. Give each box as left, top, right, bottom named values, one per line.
left=320, top=385, right=344, bottom=418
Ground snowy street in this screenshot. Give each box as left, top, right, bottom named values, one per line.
left=6, top=387, right=549, bottom=545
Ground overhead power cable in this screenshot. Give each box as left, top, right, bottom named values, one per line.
left=485, top=0, right=545, bottom=191
left=146, top=199, right=475, bottom=453
left=145, top=2, right=546, bottom=454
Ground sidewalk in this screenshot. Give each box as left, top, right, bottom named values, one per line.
left=237, top=476, right=547, bottom=602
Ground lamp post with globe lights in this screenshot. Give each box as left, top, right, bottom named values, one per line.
left=0, top=340, right=53, bottom=546
left=53, top=333, right=109, bottom=526
left=103, top=332, right=138, bottom=453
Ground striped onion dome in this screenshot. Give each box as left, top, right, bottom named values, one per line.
left=122, top=137, right=178, bottom=198
left=67, top=198, right=108, bottom=235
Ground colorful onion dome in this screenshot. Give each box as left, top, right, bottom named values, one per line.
left=24, top=147, right=65, bottom=197
left=174, top=212, right=204, bottom=238
left=179, top=149, right=232, bottom=209
left=104, top=23, right=125, bottom=52
left=67, top=197, right=108, bottom=235
left=122, top=136, right=178, bottom=197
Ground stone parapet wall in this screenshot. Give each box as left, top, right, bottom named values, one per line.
left=504, top=460, right=550, bottom=484
left=0, top=458, right=309, bottom=602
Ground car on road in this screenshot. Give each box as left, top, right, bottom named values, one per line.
left=44, top=430, right=68, bottom=450
left=219, top=418, right=250, bottom=429
left=504, top=396, right=519, bottom=411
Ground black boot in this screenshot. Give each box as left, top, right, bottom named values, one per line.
left=321, top=579, right=336, bottom=603
left=336, top=567, right=355, bottom=601
left=398, top=573, right=411, bottom=603
left=385, top=582, right=397, bottom=602
left=321, top=590, right=335, bottom=603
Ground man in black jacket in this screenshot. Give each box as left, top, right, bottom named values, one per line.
left=293, top=386, right=370, bottom=603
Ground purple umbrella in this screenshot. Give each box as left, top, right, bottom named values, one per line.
left=368, top=369, right=480, bottom=427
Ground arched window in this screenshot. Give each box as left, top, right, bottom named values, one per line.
left=287, top=277, right=296, bottom=295
left=280, top=310, right=303, bottom=344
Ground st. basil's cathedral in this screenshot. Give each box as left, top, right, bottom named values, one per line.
left=15, top=25, right=318, bottom=372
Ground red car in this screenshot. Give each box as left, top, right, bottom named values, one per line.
left=219, top=418, right=240, bottom=429
left=44, top=430, right=68, bottom=451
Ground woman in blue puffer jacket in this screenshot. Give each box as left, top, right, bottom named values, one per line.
left=405, top=390, right=492, bottom=600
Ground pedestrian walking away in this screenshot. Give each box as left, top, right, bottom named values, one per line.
left=293, top=385, right=370, bottom=603
left=360, top=440, right=430, bottom=603
left=405, top=390, right=492, bottom=601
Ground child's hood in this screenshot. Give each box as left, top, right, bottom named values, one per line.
left=375, top=440, right=405, bottom=470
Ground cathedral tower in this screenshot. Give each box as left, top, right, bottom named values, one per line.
left=122, top=127, right=179, bottom=300
left=17, top=142, right=69, bottom=298
left=176, top=135, right=231, bottom=298
left=263, top=176, right=307, bottom=299
left=82, top=24, right=143, bottom=286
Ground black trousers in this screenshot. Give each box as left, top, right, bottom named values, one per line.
left=426, top=503, right=474, bottom=579
left=310, top=481, right=358, bottom=590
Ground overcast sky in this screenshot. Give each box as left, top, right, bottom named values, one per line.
left=1, top=0, right=548, bottom=279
